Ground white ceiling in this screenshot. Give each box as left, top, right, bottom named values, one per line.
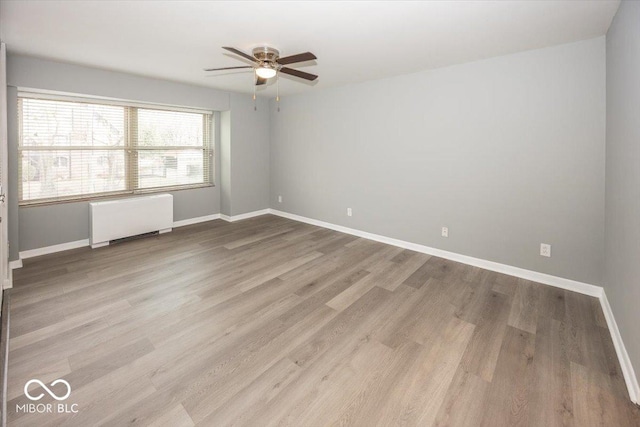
left=0, top=0, right=620, bottom=97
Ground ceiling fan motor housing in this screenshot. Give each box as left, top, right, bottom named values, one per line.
left=206, top=46, right=318, bottom=83
left=253, top=46, right=280, bottom=68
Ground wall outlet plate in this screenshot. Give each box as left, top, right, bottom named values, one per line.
left=441, top=227, right=449, bottom=238
left=347, top=208, right=352, bottom=217
left=540, top=243, right=551, bottom=257
left=278, top=195, right=282, bottom=203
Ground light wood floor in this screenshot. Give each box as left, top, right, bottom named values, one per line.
left=6, top=215, right=640, bottom=426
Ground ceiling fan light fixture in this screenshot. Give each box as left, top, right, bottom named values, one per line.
left=256, top=67, right=277, bottom=79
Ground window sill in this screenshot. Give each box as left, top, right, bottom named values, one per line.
left=19, top=183, right=215, bottom=207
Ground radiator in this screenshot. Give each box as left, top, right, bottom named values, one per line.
left=89, top=194, right=173, bottom=248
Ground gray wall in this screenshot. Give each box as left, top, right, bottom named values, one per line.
left=7, top=86, right=18, bottom=261
left=220, top=110, right=232, bottom=217
left=270, top=37, right=606, bottom=285
left=6, top=54, right=270, bottom=258
left=604, top=0, right=640, bottom=390
left=228, top=93, right=270, bottom=216
left=219, top=95, right=269, bottom=217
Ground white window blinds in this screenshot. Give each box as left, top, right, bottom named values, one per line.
left=18, top=96, right=213, bottom=205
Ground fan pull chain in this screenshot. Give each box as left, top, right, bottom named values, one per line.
left=276, top=72, right=280, bottom=112
left=253, top=70, right=257, bottom=111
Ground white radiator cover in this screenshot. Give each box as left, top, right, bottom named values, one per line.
left=89, top=194, right=173, bottom=248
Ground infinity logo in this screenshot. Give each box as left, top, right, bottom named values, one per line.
left=24, top=379, right=71, bottom=401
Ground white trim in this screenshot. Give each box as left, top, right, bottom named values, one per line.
left=1, top=43, right=9, bottom=292
left=19, top=239, right=90, bottom=259
left=222, top=209, right=271, bottom=223
left=173, top=213, right=220, bottom=228
left=3, top=264, right=12, bottom=289
left=232, top=209, right=271, bottom=221
left=13, top=213, right=224, bottom=264
left=7, top=206, right=639, bottom=403
left=267, top=208, right=640, bottom=403
left=599, top=291, right=639, bottom=403
left=18, top=88, right=214, bottom=115
left=268, top=209, right=602, bottom=297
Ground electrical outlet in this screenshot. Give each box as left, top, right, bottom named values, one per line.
left=540, top=243, right=551, bottom=257
left=278, top=195, right=282, bottom=203
left=347, top=208, right=352, bottom=217
left=441, top=227, right=449, bottom=238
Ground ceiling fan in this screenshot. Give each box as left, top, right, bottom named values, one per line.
left=204, top=46, right=318, bottom=87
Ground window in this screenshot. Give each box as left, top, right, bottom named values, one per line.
left=18, top=95, right=213, bottom=205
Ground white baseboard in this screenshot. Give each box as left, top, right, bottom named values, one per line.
left=9, top=206, right=638, bottom=403
left=221, top=209, right=270, bottom=223
left=267, top=208, right=640, bottom=402
left=173, top=214, right=221, bottom=228
left=599, top=291, right=639, bottom=403
left=3, top=266, right=13, bottom=289
left=268, top=209, right=602, bottom=297
left=19, top=239, right=90, bottom=260
left=15, top=212, right=225, bottom=264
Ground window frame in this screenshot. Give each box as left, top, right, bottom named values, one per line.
left=17, top=92, right=214, bottom=206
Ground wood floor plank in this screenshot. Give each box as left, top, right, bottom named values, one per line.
left=377, top=278, right=458, bottom=348
left=507, top=279, right=542, bottom=334
left=281, top=269, right=371, bottom=326
left=563, top=291, right=617, bottom=378
left=374, top=253, right=431, bottom=292
left=8, top=338, right=155, bottom=416
left=401, top=258, right=434, bottom=288
left=597, top=323, right=630, bottom=399
left=434, top=366, right=490, bottom=427
left=148, top=404, right=194, bottom=427
left=537, top=286, right=566, bottom=322
left=418, top=256, right=466, bottom=283
left=246, top=288, right=418, bottom=426
left=325, top=340, right=424, bottom=426
left=7, top=357, right=70, bottom=401
left=5, top=215, right=635, bottom=426
left=371, top=316, right=475, bottom=427
left=571, top=361, right=640, bottom=427
left=179, top=305, right=339, bottom=424
left=290, top=286, right=395, bottom=368
left=233, top=251, right=324, bottom=292
left=276, top=339, right=396, bottom=426
left=324, top=273, right=379, bottom=312
left=195, top=357, right=301, bottom=426
left=459, top=289, right=512, bottom=382
left=326, top=252, right=428, bottom=311
left=290, top=240, right=383, bottom=299
left=452, top=272, right=497, bottom=326
left=527, top=316, right=574, bottom=427
left=479, top=326, right=536, bottom=427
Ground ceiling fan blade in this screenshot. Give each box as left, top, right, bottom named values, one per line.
left=222, top=46, right=257, bottom=63
left=256, top=76, right=267, bottom=86
left=277, top=52, right=317, bottom=65
left=280, top=67, right=318, bottom=81
left=204, top=66, right=253, bottom=72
